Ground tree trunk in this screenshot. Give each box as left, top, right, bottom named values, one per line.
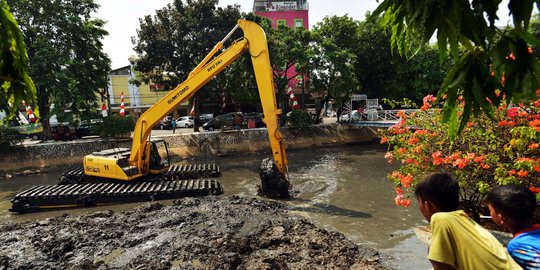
left=37, top=85, right=52, bottom=140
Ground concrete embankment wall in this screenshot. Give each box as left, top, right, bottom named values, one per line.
left=0, top=124, right=378, bottom=173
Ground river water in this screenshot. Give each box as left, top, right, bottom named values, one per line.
left=0, top=144, right=431, bottom=270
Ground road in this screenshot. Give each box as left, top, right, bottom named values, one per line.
left=20, top=117, right=339, bottom=145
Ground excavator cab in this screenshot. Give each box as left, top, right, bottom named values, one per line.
left=148, top=139, right=170, bottom=172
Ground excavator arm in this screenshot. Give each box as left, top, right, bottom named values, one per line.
left=128, top=20, right=289, bottom=188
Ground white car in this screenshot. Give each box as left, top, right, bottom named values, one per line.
left=339, top=111, right=361, bottom=121
left=176, top=116, right=194, bottom=128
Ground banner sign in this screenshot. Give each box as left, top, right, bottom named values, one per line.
left=267, top=1, right=297, bottom=11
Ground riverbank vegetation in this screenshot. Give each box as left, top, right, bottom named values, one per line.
left=379, top=94, right=540, bottom=220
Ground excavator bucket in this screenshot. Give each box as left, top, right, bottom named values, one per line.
left=259, top=158, right=290, bottom=198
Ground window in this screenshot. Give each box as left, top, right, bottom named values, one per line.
left=294, top=19, right=303, bottom=28
left=276, top=20, right=286, bottom=26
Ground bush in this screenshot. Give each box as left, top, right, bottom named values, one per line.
left=378, top=94, right=540, bottom=219
left=287, top=110, right=313, bottom=130
left=95, top=114, right=136, bottom=139
left=0, top=125, right=22, bottom=153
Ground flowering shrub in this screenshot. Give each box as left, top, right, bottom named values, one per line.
left=378, top=93, right=540, bottom=219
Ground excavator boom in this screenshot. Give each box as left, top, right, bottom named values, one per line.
left=128, top=20, right=288, bottom=181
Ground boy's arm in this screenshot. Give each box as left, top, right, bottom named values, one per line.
left=430, top=260, right=455, bottom=270
left=428, top=213, right=457, bottom=267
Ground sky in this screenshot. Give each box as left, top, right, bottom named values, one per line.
left=95, top=0, right=512, bottom=69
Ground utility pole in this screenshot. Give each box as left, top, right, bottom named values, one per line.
left=301, top=74, right=305, bottom=109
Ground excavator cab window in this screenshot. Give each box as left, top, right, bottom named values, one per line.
left=150, top=140, right=170, bottom=170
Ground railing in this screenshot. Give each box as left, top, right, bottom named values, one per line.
left=342, top=109, right=419, bottom=122
left=373, top=109, right=419, bottom=121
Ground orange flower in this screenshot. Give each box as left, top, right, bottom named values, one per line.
left=414, top=129, right=428, bottom=135
left=529, top=120, right=540, bottom=132
left=529, top=143, right=539, bottom=150
left=507, top=107, right=519, bottom=118
left=400, top=174, right=413, bottom=188
left=473, top=155, right=486, bottom=163
left=454, top=158, right=468, bottom=169
left=408, top=137, right=419, bottom=145
left=380, top=137, right=388, bottom=144
left=396, top=110, right=406, bottom=119
left=384, top=152, right=393, bottom=164
left=397, top=147, right=406, bottom=154
left=401, top=199, right=411, bottom=207
left=481, top=163, right=490, bottom=169
left=467, top=122, right=474, bottom=128
left=432, top=151, right=444, bottom=166
left=530, top=187, right=540, bottom=193
left=509, top=170, right=517, bottom=176
left=403, top=158, right=415, bottom=164
left=394, top=195, right=411, bottom=207
left=517, top=170, right=529, bottom=177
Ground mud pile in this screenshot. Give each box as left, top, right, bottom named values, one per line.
left=0, top=196, right=385, bottom=269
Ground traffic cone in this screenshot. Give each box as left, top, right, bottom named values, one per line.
left=101, top=103, right=108, bottom=117
left=120, top=91, right=125, bottom=117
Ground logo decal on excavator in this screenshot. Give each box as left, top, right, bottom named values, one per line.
left=207, top=59, right=223, bottom=73
left=85, top=166, right=100, bottom=173
left=167, top=85, right=190, bottom=104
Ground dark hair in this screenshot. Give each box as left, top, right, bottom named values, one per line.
left=485, top=185, right=536, bottom=225
left=415, top=172, right=460, bottom=211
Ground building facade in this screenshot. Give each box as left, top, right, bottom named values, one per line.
left=107, top=65, right=189, bottom=117
left=254, top=0, right=309, bottom=104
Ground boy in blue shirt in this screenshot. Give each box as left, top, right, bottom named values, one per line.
left=486, top=185, right=540, bottom=269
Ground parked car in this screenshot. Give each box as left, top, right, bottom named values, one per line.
left=202, top=113, right=239, bottom=131
left=158, top=116, right=174, bottom=130
left=75, top=119, right=102, bottom=138
left=199, top=113, right=214, bottom=124
left=51, top=123, right=76, bottom=141
left=176, top=116, right=194, bottom=128
left=8, top=122, right=43, bottom=140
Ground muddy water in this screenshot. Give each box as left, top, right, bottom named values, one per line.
left=0, top=144, right=430, bottom=270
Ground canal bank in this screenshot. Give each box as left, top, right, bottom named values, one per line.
left=0, top=124, right=378, bottom=174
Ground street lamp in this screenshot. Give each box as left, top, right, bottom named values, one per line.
left=297, top=75, right=305, bottom=109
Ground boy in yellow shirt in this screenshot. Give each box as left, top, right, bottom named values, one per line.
left=415, top=172, right=522, bottom=270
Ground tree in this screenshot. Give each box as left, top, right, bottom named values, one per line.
left=355, top=13, right=451, bottom=103
left=266, top=23, right=311, bottom=114
left=309, top=16, right=361, bottom=120
left=375, top=0, right=540, bottom=137
left=9, top=0, right=111, bottom=138
left=131, top=0, right=241, bottom=131
left=0, top=0, right=36, bottom=120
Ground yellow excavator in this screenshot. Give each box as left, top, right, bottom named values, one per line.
left=11, top=20, right=290, bottom=212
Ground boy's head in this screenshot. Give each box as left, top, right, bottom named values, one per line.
left=415, top=172, right=460, bottom=221
left=485, top=185, right=536, bottom=228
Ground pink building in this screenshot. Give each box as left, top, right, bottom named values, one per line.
left=254, top=1, right=309, bottom=101
left=253, top=1, right=309, bottom=29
